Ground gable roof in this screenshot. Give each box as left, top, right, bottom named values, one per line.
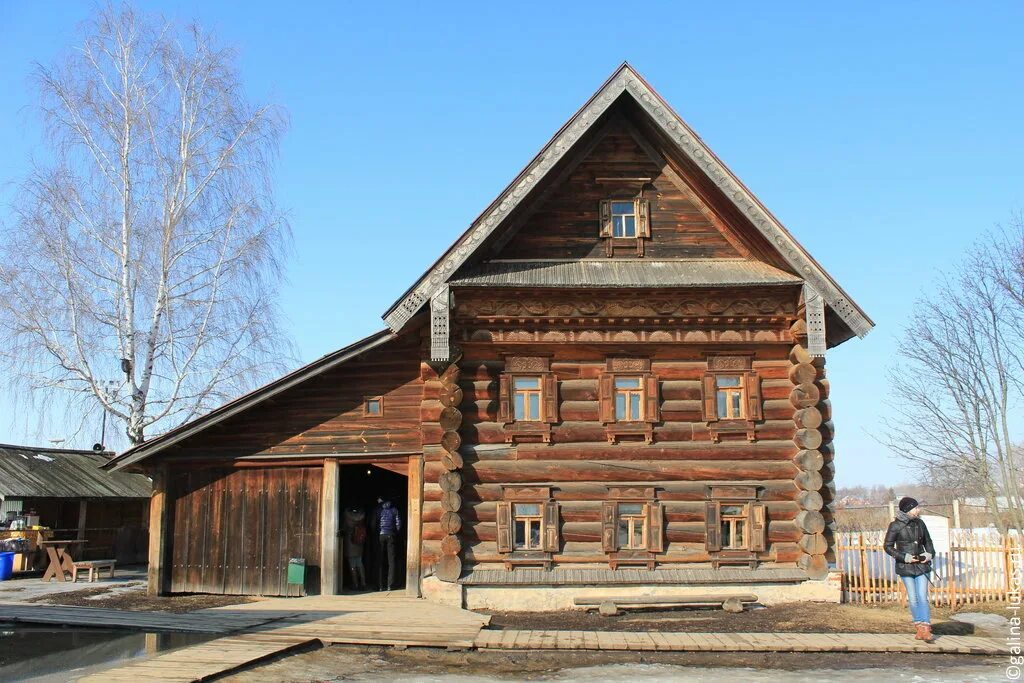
left=103, top=328, right=398, bottom=471
left=382, top=63, right=873, bottom=338
left=0, top=444, right=151, bottom=499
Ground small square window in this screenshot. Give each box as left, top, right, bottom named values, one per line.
left=364, top=397, right=382, bottom=417
left=611, top=201, right=637, bottom=238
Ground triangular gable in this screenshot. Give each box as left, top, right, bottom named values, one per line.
left=382, top=63, right=873, bottom=340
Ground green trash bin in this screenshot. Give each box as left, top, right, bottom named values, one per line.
left=287, top=557, right=306, bottom=586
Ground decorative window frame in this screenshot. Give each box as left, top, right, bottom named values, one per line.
left=363, top=396, right=384, bottom=418
left=701, top=355, right=762, bottom=443
left=495, top=486, right=559, bottom=570
left=498, top=356, right=558, bottom=444
left=599, top=358, right=659, bottom=444
left=601, top=486, right=664, bottom=570
left=598, top=196, right=650, bottom=257
left=704, top=485, right=767, bottom=569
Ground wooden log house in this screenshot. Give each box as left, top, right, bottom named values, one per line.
left=104, top=64, right=872, bottom=608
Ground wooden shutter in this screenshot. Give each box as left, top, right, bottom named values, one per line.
left=702, top=373, right=718, bottom=422
left=599, top=373, right=615, bottom=423
left=704, top=501, right=721, bottom=551
left=543, top=501, right=560, bottom=552
left=745, top=371, right=763, bottom=421
left=496, top=501, right=512, bottom=553
left=644, top=374, right=660, bottom=423
left=599, top=200, right=613, bottom=237
left=601, top=501, right=618, bottom=552
left=646, top=502, right=664, bottom=553
left=498, top=374, right=511, bottom=423
left=542, top=373, right=558, bottom=423
left=636, top=199, right=650, bottom=237
left=750, top=502, right=767, bottom=552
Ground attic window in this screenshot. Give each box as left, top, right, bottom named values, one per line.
left=611, top=201, right=637, bottom=238
left=364, top=396, right=383, bottom=417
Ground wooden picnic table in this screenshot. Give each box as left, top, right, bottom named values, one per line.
left=38, top=539, right=87, bottom=582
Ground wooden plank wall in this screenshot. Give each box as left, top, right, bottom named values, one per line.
left=498, top=116, right=744, bottom=260
left=421, top=349, right=802, bottom=572
left=160, top=333, right=423, bottom=459
left=167, top=466, right=322, bottom=596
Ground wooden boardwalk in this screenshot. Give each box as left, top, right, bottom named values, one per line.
left=0, top=603, right=288, bottom=634
left=473, top=629, right=1007, bottom=655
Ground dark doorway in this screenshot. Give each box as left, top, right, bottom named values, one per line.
left=338, top=464, right=407, bottom=593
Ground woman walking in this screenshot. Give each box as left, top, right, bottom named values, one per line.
left=883, top=497, right=936, bottom=642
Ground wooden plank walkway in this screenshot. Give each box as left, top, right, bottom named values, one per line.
left=473, top=629, right=1007, bottom=655
left=79, top=633, right=316, bottom=682
left=0, top=603, right=288, bottom=634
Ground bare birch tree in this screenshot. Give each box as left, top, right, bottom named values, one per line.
left=883, top=222, right=1024, bottom=534
left=0, top=4, right=291, bottom=446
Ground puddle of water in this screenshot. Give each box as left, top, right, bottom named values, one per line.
left=0, top=624, right=213, bottom=682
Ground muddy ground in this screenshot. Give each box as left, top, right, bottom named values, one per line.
left=25, top=583, right=254, bottom=613
left=219, top=644, right=1006, bottom=682
left=483, top=600, right=1009, bottom=636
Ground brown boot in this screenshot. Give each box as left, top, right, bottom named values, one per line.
left=922, top=624, right=935, bottom=643
left=914, top=623, right=927, bottom=640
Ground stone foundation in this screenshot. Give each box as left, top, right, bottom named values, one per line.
left=421, top=572, right=842, bottom=612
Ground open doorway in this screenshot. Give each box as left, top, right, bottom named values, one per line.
left=338, top=463, right=407, bottom=593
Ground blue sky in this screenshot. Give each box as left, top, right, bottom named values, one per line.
left=1, top=2, right=1022, bottom=487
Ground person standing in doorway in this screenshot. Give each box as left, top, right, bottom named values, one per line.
left=883, top=497, right=936, bottom=642
left=374, top=496, right=402, bottom=591
left=342, top=505, right=367, bottom=590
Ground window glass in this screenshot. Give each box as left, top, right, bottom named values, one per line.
left=514, top=519, right=527, bottom=549
left=615, top=377, right=641, bottom=389
left=514, top=377, right=540, bottom=390
left=514, top=503, right=541, bottom=516
left=717, top=376, right=741, bottom=387
left=365, top=398, right=381, bottom=414
left=513, top=376, right=542, bottom=421
left=731, top=391, right=742, bottom=417
left=615, top=393, right=626, bottom=419
left=619, top=503, right=644, bottom=515
left=714, top=375, right=745, bottom=419
left=610, top=201, right=637, bottom=238
left=611, top=201, right=634, bottom=214
left=514, top=393, right=525, bottom=420
left=720, top=504, right=746, bottom=516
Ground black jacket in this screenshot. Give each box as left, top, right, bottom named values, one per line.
left=883, top=515, right=936, bottom=577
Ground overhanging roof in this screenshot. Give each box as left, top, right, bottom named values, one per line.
left=103, top=328, right=398, bottom=471
left=450, top=259, right=802, bottom=289
left=0, top=445, right=150, bottom=499
left=382, top=63, right=873, bottom=338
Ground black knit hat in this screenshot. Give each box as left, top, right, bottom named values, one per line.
left=898, top=496, right=919, bottom=513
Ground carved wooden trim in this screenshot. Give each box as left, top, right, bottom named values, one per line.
left=606, top=357, right=651, bottom=373
left=501, top=486, right=552, bottom=501
left=384, top=65, right=873, bottom=340
left=505, top=356, right=551, bottom=372
left=804, top=284, right=827, bottom=357
left=706, top=355, right=752, bottom=371
left=430, top=284, right=451, bottom=361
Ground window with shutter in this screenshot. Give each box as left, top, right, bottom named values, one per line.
left=704, top=501, right=721, bottom=551
left=496, top=501, right=513, bottom=553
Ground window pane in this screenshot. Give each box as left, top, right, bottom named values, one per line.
left=721, top=520, right=731, bottom=548
left=528, top=393, right=540, bottom=420
left=615, top=393, right=626, bottom=420
left=514, top=377, right=540, bottom=390
left=366, top=399, right=380, bottom=414
left=619, top=503, right=644, bottom=515
left=735, top=520, right=746, bottom=547
left=530, top=522, right=541, bottom=548
left=731, top=392, right=742, bottom=417
left=624, top=215, right=636, bottom=237
left=630, top=393, right=641, bottom=420
left=514, top=520, right=526, bottom=549
left=514, top=393, right=525, bottom=420
left=632, top=521, right=644, bottom=548
left=617, top=518, right=629, bottom=547
left=717, top=375, right=741, bottom=387
left=720, top=504, right=746, bottom=517
left=717, top=391, right=727, bottom=417
left=612, top=215, right=624, bottom=237
left=615, top=377, right=641, bottom=389
left=611, top=201, right=634, bottom=214
left=514, top=503, right=540, bottom=516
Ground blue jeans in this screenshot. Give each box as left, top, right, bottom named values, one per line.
left=901, top=574, right=931, bottom=624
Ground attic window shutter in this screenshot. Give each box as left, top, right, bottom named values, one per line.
left=702, top=373, right=718, bottom=422
left=543, top=374, right=559, bottom=423
left=644, top=374, right=660, bottom=423
left=599, top=373, right=615, bottom=423
left=704, top=501, right=721, bottom=551
left=636, top=199, right=650, bottom=237
left=498, top=374, right=511, bottom=423
left=745, top=371, right=763, bottom=421
left=599, top=200, right=613, bottom=237
left=750, top=502, right=767, bottom=552
left=543, top=501, right=560, bottom=552
left=601, top=501, right=618, bottom=552
left=496, top=502, right=512, bottom=553
left=647, top=502, right=665, bottom=553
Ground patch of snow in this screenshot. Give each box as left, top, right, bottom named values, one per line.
left=33, top=455, right=55, bottom=462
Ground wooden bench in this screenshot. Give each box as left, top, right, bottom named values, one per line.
left=71, top=559, right=116, bottom=583
left=574, top=593, right=758, bottom=614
